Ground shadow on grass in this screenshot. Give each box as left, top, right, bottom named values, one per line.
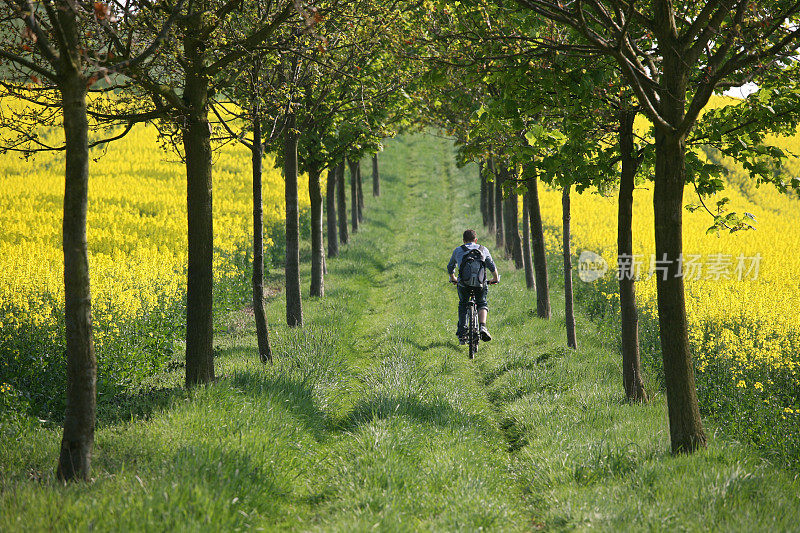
left=331, top=251, right=390, bottom=278
left=482, top=359, right=540, bottom=386
left=499, top=416, right=529, bottom=453
left=168, top=442, right=289, bottom=498
left=229, top=367, right=488, bottom=439
left=366, top=218, right=392, bottom=232
left=487, top=383, right=538, bottom=406
left=230, top=370, right=332, bottom=441
left=97, top=385, right=186, bottom=426
left=481, top=345, right=569, bottom=386
left=536, top=346, right=569, bottom=364
left=340, top=394, right=489, bottom=433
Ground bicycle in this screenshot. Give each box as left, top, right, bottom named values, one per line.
left=451, top=280, right=498, bottom=359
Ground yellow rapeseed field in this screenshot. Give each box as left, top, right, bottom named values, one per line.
left=0, top=110, right=308, bottom=407
left=535, top=103, right=800, bottom=414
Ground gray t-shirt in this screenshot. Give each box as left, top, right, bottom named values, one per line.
left=447, top=242, right=497, bottom=275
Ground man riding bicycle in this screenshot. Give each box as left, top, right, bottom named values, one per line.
left=447, top=229, right=500, bottom=344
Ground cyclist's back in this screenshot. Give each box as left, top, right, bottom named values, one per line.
left=447, top=229, right=500, bottom=343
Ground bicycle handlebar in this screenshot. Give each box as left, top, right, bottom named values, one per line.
left=450, top=280, right=499, bottom=285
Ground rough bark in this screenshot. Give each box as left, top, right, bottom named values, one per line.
left=348, top=158, right=359, bottom=233
left=57, top=73, right=96, bottom=483
left=480, top=161, right=488, bottom=228
left=356, top=160, right=364, bottom=222
left=649, top=2, right=706, bottom=454
left=562, top=184, right=577, bottom=350
left=526, top=167, right=551, bottom=319
left=183, top=41, right=215, bottom=386
left=326, top=167, right=338, bottom=258
left=502, top=167, right=515, bottom=260
left=309, top=166, right=324, bottom=297
left=654, top=96, right=706, bottom=451
left=251, top=109, right=272, bottom=363
left=284, top=113, right=303, bottom=326
left=510, top=183, right=524, bottom=269
left=619, top=109, right=647, bottom=402
left=502, top=167, right=522, bottom=267
left=654, top=131, right=706, bottom=451
left=336, top=161, right=349, bottom=244
left=372, top=154, right=380, bottom=197
left=521, top=188, right=535, bottom=290
left=494, top=159, right=504, bottom=251
left=486, top=158, right=495, bottom=235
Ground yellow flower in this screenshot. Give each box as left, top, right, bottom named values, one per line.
left=754, top=382, right=764, bottom=391
left=517, top=102, right=800, bottom=408
left=1, top=112, right=304, bottom=375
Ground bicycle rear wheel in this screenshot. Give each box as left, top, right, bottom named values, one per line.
left=468, top=304, right=478, bottom=359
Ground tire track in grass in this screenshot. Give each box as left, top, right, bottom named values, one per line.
left=437, top=138, right=800, bottom=530
left=301, top=134, right=535, bottom=531
left=313, top=133, right=800, bottom=532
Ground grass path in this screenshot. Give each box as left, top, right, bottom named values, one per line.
left=2, top=134, right=800, bottom=531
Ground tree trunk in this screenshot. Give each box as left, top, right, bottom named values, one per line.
left=336, top=161, right=348, bottom=244
left=526, top=167, right=551, bottom=319
left=309, top=167, right=324, bottom=297
left=502, top=169, right=513, bottom=259
left=502, top=167, right=520, bottom=265
left=356, top=160, right=364, bottom=222
left=251, top=109, right=271, bottom=364
left=326, top=167, right=338, bottom=258
left=494, top=159, right=504, bottom=251
left=486, top=158, right=495, bottom=235
left=480, top=161, right=488, bottom=227
left=372, top=154, right=380, bottom=197
left=651, top=45, right=706, bottom=452
left=654, top=132, right=706, bottom=452
left=521, top=188, right=535, bottom=290
left=348, top=158, right=359, bottom=233
left=284, top=113, right=303, bottom=327
left=511, top=182, right=524, bottom=269
left=562, top=184, right=577, bottom=350
left=619, top=109, right=647, bottom=402
left=57, top=74, right=95, bottom=483
left=183, top=55, right=215, bottom=386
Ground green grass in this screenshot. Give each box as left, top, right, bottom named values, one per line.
left=2, top=133, right=799, bottom=531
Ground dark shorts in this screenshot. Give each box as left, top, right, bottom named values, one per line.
left=457, top=284, right=489, bottom=311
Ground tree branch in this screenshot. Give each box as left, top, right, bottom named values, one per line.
left=0, top=50, right=58, bottom=81
left=204, top=2, right=295, bottom=77
left=106, top=0, right=187, bottom=74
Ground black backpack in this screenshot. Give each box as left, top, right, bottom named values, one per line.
left=459, top=245, right=486, bottom=288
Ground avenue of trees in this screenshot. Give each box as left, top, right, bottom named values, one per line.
left=0, top=0, right=415, bottom=481
left=410, top=0, right=800, bottom=453
left=3, top=0, right=800, bottom=479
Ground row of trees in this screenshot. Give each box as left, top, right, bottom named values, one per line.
left=4, top=0, right=800, bottom=481
left=0, top=0, right=417, bottom=481
left=414, top=0, right=800, bottom=454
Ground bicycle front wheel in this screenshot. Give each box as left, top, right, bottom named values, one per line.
left=468, top=304, right=478, bottom=359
